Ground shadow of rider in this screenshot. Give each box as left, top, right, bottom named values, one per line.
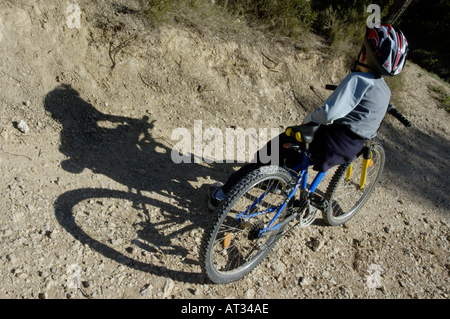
left=44, top=84, right=226, bottom=282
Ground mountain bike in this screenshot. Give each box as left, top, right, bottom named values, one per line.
left=200, top=85, right=411, bottom=284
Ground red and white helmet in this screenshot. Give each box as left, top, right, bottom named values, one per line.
left=364, top=24, right=409, bottom=76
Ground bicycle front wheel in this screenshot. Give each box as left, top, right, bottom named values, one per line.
left=323, top=142, right=385, bottom=226
left=200, top=166, right=294, bottom=284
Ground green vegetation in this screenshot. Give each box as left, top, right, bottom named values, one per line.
left=137, top=0, right=395, bottom=55
left=109, top=0, right=450, bottom=103
left=136, top=0, right=450, bottom=67
left=428, top=84, right=450, bottom=112
left=311, top=0, right=392, bottom=55
left=142, top=0, right=176, bottom=20
left=136, top=0, right=317, bottom=39
left=216, top=0, right=317, bottom=37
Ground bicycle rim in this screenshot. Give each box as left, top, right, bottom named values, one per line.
left=201, top=167, right=292, bottom=284
left=324, top=143, right=385, bottom=226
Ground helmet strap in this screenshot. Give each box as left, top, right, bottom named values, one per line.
left=355, top=60, right=371, bottom=70
left=352, top=50, right=371, bottom=72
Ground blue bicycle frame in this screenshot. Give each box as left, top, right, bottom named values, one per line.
left=237, top=148, right=327, bottom=237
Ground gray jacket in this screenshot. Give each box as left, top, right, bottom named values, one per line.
left=304, top=72, right=391, bottom=139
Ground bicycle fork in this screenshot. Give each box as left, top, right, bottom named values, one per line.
left=347, top=141, right=373, bottom=190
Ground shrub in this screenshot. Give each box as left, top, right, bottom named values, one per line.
left=217, top=0, right=317, bottom=37
left=312, top=0, right=393, bottom=55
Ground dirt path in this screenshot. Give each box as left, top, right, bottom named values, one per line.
left=0, top=1, right=449, bottom=299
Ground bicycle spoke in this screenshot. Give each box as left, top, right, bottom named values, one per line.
left=333, top=186, right=360, bottom=200
left=200, top=166, right=297, bottom=284
left=218, top=224, right=244, bottom=233
left=324, top=143, right=385, bottom=226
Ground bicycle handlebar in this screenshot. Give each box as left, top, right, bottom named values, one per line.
left=387, top=104, right=412, bottom=128
left=325, top=84, right=338, bottom=91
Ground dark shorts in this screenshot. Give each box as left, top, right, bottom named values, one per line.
left=309, top=124, right=368, bottom=172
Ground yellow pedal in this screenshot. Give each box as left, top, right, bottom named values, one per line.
left=223, top=233, right=231, bottom=249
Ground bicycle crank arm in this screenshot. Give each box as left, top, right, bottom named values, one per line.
left=276, top=212, right=299, bottom=230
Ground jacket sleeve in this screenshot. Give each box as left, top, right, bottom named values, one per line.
left=303, top=73, right=374, bottom=125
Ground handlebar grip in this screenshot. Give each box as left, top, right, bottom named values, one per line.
left=387, top=104, right=412, bottom=128
left=325, top=84, right=338, bottom=91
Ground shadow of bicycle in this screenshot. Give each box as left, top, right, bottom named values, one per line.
left=45, top=84, right=233, bottom=284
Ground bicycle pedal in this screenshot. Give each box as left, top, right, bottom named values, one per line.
left=309, top=193, right=328, bottom=210
left=287, top=199, right=302, bottom=208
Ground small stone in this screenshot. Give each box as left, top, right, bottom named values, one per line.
left=12, top=212, right=24, bottom=222
left=271, top=260, right=287, bottom=273
left=17, top=120, right=29, bottom=133
left=39, top=293, right=48, bottom=299
left=141, top=285, right=153, bottom=297
left=366, top=264, right=384, bottom=289
left=245, top=289, right=255, bottom=299
left=194, top=287, right=202, bottom=296
left=299, top=277, right=312, bottom=287
left=82, top=280, right=92, bottom=288
left=0, top=130, right=8, bottom=141
left=162, top=278, right=175, bottom=298
left=126, top=246, right=136, bottom=254
left=311, top=237, right=324, bottom=252
left=6, top=254, right=17, bottom=264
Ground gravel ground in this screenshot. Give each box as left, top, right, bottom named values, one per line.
left=0, top=0, right=449, bottom=300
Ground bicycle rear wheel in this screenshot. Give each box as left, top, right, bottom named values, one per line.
left=200, top=166, right=294, bottom=284
left=323, top=142, right=385, bottom=226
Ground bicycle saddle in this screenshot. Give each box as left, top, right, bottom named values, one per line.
left=285, top=122, right=320, bottom=144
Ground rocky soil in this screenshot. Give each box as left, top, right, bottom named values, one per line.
left=0, top=0, right=449, bottom=299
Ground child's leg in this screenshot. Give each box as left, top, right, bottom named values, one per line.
left=207, top=133, right=301, bottom=210
left=221, top=133, right=296, bottom=194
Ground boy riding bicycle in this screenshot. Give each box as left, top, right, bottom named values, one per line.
left=208, top=24, right=409, bottom=211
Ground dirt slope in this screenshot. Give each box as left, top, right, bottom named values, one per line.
left=0, top=0, right=449, bottom=299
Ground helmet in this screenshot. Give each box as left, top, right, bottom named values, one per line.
left=363, top=24, right=409, bottom=76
